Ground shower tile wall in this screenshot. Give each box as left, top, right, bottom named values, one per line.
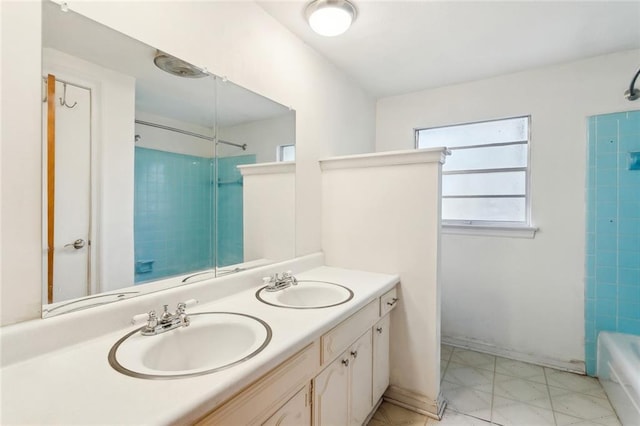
left=585, top=110, right=640, bottom=375
left=216, top=155, right=256, bottom=267
left=134, top=147, right=215, bottom=282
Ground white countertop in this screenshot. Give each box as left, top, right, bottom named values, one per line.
left=0, top=265, right=398, bottom=425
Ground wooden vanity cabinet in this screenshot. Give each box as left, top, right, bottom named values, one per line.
left=372, top=314, right=391, bottom=403
left=313, top=329, right=373, bottom=426
left=195, top=286, right=398, bottom=426
left=348, top=329, right=374, bottom=425
left=313, top=349, right=350, bottom=425
left=196, top=342, right=318, bottom=425
left=262, top=384, right=311, bottom=426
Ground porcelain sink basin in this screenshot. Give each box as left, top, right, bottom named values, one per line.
left=108, top=312, right=271, bottom=379
left=256, top=280, right=354, bottom=309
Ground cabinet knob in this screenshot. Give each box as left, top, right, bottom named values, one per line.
left=376, top=327, right=383, bottom=334
left=387, top=297, right=399, bottom=307
left=341, top=358, right=350, bottom=367
left=350, top=350, right=358, bottom=359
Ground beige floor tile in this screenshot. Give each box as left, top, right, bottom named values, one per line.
left=450, top=349, right=496, bottom=372
left=368, top=402, right=428, bottom=426
left=426, top=409, right=491, bottom=425
left=592, top=415, right=623, bottom=426
left=491, top=374, right=552, bottom=410
left=544, top=369, right=604, bottom=396
left=443, top=362, right=495, bottom=389
left=437, top=346, right=619, bottom=426
left=492, top=397, right=555, bottom=426
left=555, top=412, right=622, bottom=426
left=548, top=383, right=608, bottom=400
left=442, top=345, right=454, bottom=357
left=495, top=357, right=546, bottom=384
left=550, top=391, right=617, bottom=420
left=442, top=386, right=492, bottom=422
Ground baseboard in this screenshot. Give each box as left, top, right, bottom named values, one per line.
left=383, top=385, right=446, bottom=420
left=442, top=335, right=586, bottom=374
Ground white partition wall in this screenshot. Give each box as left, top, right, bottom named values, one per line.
left=239, top=162, right=295, bottom=264
left=321, top=148, right=447, bottom=418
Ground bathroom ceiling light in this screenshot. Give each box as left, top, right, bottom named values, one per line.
left=306, top=0, right=357, bottom=37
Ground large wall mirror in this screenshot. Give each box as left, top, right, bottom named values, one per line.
left=41, top=1, right=296, bottom=317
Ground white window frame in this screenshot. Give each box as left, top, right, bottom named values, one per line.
left=415, top=116, right=537, bottom=238
left=276, top=144, right=295, bottom=162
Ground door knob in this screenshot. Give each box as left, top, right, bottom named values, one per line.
left=64, top=239, right=85, bottom=249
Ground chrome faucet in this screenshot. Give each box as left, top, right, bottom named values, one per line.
left=263, top=271, right=298, bottom=292
left=140, top=302, right=191, bottom=336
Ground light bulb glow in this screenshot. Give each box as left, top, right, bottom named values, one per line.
left=309, top=7, right=353, bottom=36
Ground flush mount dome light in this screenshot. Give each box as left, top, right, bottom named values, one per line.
left=306, top=0, right=357, bottom=37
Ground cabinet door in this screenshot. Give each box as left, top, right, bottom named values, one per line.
left=372, top=314, right=390, bottom=402
left=313, top=352, right=350, bottom=426
left=349, top=329, right=373, bottom=426
left=262, top=385, right=311, bottom=426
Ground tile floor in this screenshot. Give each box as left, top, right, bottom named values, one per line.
left=368, top=345, right=621, bottom=426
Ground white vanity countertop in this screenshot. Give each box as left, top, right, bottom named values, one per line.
left=0, top=265, right=399, bottom=425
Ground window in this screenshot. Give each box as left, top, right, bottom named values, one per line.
left=277, top=144, right=295, bottom=162
left=416, top=116, right=531, bottom=227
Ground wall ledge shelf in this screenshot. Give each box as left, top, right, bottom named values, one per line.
left=319, top=148, right=449, bottom=171
left=442, top=224, right=538, bottom=239
left=238, top=161, right=295, bottom=176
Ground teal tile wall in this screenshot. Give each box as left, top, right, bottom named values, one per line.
left=134, top=147, right=216, bottom=282
left=216, top=155, right=256, bottom=267
left=585, top=110, right=640, bottom=376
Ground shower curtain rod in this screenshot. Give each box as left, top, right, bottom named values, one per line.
left=134, top=119, right=247, bottom=150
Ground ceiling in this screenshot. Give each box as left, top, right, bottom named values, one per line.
left=259, top=1, right=640, bottom=98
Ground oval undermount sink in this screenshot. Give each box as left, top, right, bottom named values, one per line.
left=108, top=312, right=271, bottom=379
left=256, top=280, right=354, bottom=309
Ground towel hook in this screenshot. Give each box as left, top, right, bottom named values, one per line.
left=59, top=83, right=77, bottom=108
left=42, top=78, right=48, bottom=103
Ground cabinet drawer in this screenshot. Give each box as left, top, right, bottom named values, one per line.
left=198, top=341, right=319, bottom=425
left=321, top=300, right=378, bottom=365
left=262, top=384, right=311, bottom=426
left=380, top=287, right=398, bottom=317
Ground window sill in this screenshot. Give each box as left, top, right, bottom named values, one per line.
left=442, top=224, right=538, bottom=239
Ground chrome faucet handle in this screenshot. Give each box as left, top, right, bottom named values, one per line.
left=131, top=309, right=157, bottom=325
left=176, top=298, right=198, bottom=316
left=179, top=311, right=190, bottom=327
left=283, top=270, right=297, bottom=285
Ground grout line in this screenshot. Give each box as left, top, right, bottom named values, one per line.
left=441, top=345, right=453, bottom=380
left=543, top=367, right=559, bottom=426
left=489, top=354, right=497, bottom=424
left=447, top=407, right=494, bottom=425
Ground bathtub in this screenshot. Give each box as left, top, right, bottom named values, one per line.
left=597, top=332, right=640, bottom=426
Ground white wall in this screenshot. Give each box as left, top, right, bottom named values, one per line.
left=218, top=113, right=295, bottom=163
left=240, top=163, right=295, bottom=264
left=322, top=150, right=445, bottom=417
left=0, top=0, right=375, bottom=326
left=375, top=49, right=640, bottom=369
left=1, top=1, right=43, bottom=325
